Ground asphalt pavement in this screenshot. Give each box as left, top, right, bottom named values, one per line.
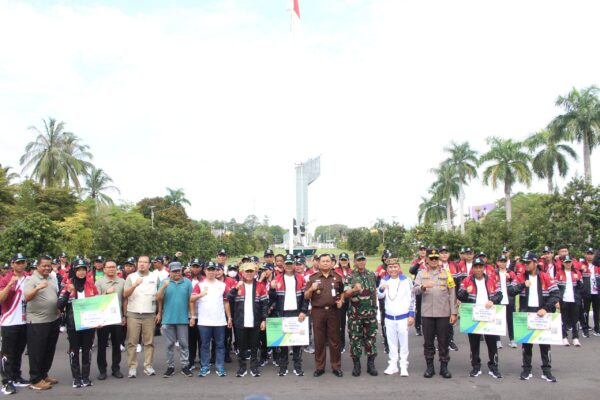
left=11, top=325, right=600, bottom=400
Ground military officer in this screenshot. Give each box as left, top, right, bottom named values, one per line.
left=413, top=248, right=457, bottom=379
left=343, top=251, right=379, bottom=377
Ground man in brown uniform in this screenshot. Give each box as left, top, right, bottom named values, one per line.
left=413, top=249, right=457, bottom=379
left=304, top=254, right=344, bottom=377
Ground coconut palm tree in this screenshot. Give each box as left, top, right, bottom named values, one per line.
left=0, top=164, right=17, bottom=226
left=20, top=118, right=92, bottom=189
left=479, top=137, right=532, bottom=222
left=418, top=193, right=447, bottom=227
left=429, top=162, right=459, bottom=229
left=444, top=141, right=478, bottom=233
left=84, top=166, right=120, bottom=207
left=524, top=127, right=578, bottom=194
left=165, top=187, right=191, bottom=207
left=553, top=86, right=600, bottom=183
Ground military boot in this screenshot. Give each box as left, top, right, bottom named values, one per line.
left=424, top=359, right=435, bottom=378
left=352, top=359, right=361, bottom=377
left=440, top=362, right=452, bottom=379
left=366, top=356, right=378, bottom=376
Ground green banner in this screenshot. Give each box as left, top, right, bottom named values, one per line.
left=266, top=317, right=309, bottom=347
left=513, top=312, right=563, bottom=345
left=459, top=303, right=507, bottom=336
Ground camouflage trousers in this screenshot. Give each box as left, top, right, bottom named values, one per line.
left=348, top=317, right=378, bottom=359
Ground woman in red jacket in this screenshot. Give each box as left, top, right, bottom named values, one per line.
left=58, top=259, right=99, bottom=388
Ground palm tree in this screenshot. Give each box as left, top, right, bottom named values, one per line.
left=524, top=127, right=578, bottom=194
left=444, top=141, right=478, bottom=234
left=553, top=86, right=600, bottom=183
left=165, top=187, right=191, bottom=207
left=429, top=162, right=459, bottom=229
left=418, top=193, right=447, bottom=227
left=20, top=117, right=93, bottom=189
left=479, top=137, right=532, bottom=222
left=0, top=164, right=17, bottom=226
left=84, top=166, right=120, bottom=208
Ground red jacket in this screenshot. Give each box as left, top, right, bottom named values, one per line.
left=510, top=271, right=559, bottom=312
left=555, top=268, right=583, bottom=303
left=457, top=274, right=503, bottom=304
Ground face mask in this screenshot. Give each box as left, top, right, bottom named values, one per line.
left=228, top=271, right=238, bottom=278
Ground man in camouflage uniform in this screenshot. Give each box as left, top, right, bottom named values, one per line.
left=343, top=251, right=378, bottom=377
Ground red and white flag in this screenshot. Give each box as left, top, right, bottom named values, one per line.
left=289, top=0, right=301, bottom=34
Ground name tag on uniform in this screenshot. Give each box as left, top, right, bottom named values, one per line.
left=331, top=289, right=336, bottom=297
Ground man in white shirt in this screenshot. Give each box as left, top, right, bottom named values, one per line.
left=377, top=253, right=414, bottom=376
left=123, top=255, right=160, bottom=378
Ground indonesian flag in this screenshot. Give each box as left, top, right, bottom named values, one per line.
left=290, top=0, right=301, bottom=34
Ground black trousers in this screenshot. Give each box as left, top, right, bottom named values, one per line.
left=561, top=301, right=579, bottom=339
left=27, top=319, right=60, bottom=384
left=415, top=295, right=422, bottom=330
left=277, top=311, right=303, bottom=370
left=97, top=325, right=123, bottom=373
left=581, top=294, right=600, bottom=333
left=235, top=327, right=260, bottom=370
left=505, top=303, right=515, bottom=340
left=521, top=306, right=551, bottom=373
left=378, top=299, right=388, bottom=349
left=468, top=334, right=498, bottom=368
left=422, top=317, right=450, bottom=363
left=259, top=329, right=268, bottom=362
left=188, top=318, right=201, bottom=366
left=67, top=328, right=95, bottom=380
left=1, top=325, right=27, bottom=384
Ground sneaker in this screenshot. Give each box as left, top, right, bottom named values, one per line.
left=508, top=341, right=518, bottom=348
left=303, top=346, right=315, bottom=354
left=175, top=341, right=179, bottom=347
left=29, top=380, right=51, bottom=391
left=384, top=365, right=399, bottom=375
left=448, top=341, right=458, bottom=351
left=59, top=325, right=67, bottom=333
left=120, top=344, right=126, bottom=352
left=163, top=367, right=175, bottom=378
left=582, top=330, right=590, bottom=338
left=1, top=382, right=16, bottom=395
left=72, top=379, right=82, bottom=388
left=81, top=378, right=93, bottom=387
left=216, top=367, right=227, bottom=377
left=181, top=367, right=193, bottom=377
left=415, top=327, right=422, bottom=336
left=469, top=367, right=482, bottom=377
left=573, top=338, right=582, bottom=347
left=250, top=367, right=260, bottom=377
left=259, top=359, right=268, bottom=367
left=272, top=359, right=279, bottom=367
left=563, top=338, right=570, bottom=346
left=278, top=367, right=288, bottom=376
left=144, top=366, right=156, bottom=376
left=541, top=372, right=557, bottom=382
left=340, top=346, right=346, bottom=354
left=593, top=330, right=600, bottom=337
left=236, top=367, right=247, bottom=377
left=520, top=370, right=532, bottom=380
left=496, top=340, right=503, bottom=349
left=198, top=367, right=210, bottom=377
left=112, top=371, right=124, bottom=379
left=13, top=377, right=29, bottom=387
left=128, top=368, right=137, bottom=378
left=293, top=368, right=304, bottom=376
left=489, top=369, right=502, bottom=379
left=400, top=368, right=409, bottom=377
left=136, top=344, right=142, bottom=353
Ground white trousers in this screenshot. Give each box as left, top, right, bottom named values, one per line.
left=386, top=318, right=409, bottom=368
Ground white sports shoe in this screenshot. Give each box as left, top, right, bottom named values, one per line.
left=496, top=340, right=503, bottom=349
left=136, top=344, right=142, bottom=353
left=562, top=338, right=570, bottom=346
left=400, top=368, right=409, bottom=377
left=384, top=365, right=399, bottom=375
left=573, top=338, right=581, bottom=347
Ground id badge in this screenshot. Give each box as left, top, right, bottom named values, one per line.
left=331, top=288, right=336, bottom=297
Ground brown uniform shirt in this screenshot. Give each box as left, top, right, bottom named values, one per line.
left=413, top=267, right=457, bottom=317
left=307, top=271, right=344, bottom=308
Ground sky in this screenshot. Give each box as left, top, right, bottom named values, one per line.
left=1, top=0, right=600, bottom=232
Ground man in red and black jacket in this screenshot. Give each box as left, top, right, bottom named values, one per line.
left=227, top=263, right=268, bottom=377
left=457, top=257, right=503, bottom=379
left=409, top=245, right=428, bottom=336
left=556, top=255, right=583, bottom=346
left=509, top=252, right=560, bottom=382
left=578, top=248, right=600, bottom=337
left=269, top=254, right=308, bottom=376
left=538, top=246, right=559, bottom=279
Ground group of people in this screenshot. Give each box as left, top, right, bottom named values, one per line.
left=0, top=244, right=598, bottom=394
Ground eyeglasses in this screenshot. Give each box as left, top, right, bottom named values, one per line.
left=244, top=270, right=255, bottom=273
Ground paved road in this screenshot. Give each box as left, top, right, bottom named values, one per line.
left=13, top=326, right=600, bottom=400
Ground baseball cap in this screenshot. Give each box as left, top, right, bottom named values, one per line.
left=473, top=257, right=485, bottom=266
left=284, top=254, right=294, bottom=264
left=354, top=251, right=367, bottom=260
left=439, top=246, right=449, bottom=253
left=522, top=251, right=538, bottom=263
left=418, top=244, right=427, bottom=250
left=240, top=263, right=255, bottom=272
left=585, top=247, right=595, bottom=254
left=153, top=256, right=164, bottom=263
left=190, top=258, right=203, bottom=267
left=216, top=263, right=225, bottom=270
left=73, top=259, right=89, bottom=270
left=477, top=252, right=487, bottom=258
left=169, top=262, right=182, bottom=272
left=542, top=246, right=552, bottom=253
left=250, top=256, right=260, bottom=263
left=124, top=257, right=136, bottom=265
left=217, top=249, right=227, bottom=256
left=497, top=255, right=507, bottom=262
left=264, top=249, right=275, bottom=257
left=339, top=252, right=349, bottom=260
left=464, top=247, right=473, bottom=253
left=205, top=261, right=217, bottom=270
left=94, top=256, right=105, bottom=263
left=563, top=255, right=573, bottom=263
left=12, top=253, right=26, bottom=262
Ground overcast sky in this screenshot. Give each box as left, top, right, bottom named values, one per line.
left=1, top=0, right=599, bottom=231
